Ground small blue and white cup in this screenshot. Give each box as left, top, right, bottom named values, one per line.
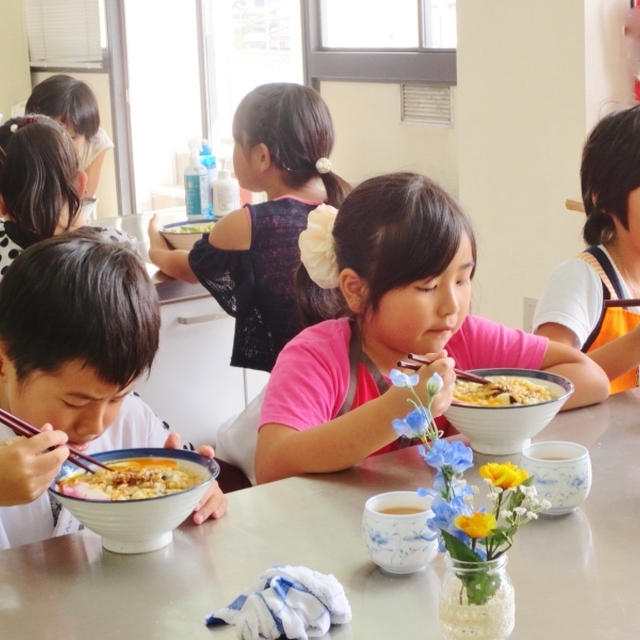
left=362, top=490, right=437, bottom=574
left=520, top=441, right=592, bottom=515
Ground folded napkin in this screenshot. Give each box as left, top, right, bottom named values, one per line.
left=205, top=565, right=352, bottom=640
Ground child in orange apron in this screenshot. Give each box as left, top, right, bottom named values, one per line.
left=534, top=105, right=640, bottom=394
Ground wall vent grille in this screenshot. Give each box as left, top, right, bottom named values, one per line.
left=401, top=84, right=452, bottom=126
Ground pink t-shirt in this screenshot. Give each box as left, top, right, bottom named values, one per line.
left=260, top=315, right=549, bottom=435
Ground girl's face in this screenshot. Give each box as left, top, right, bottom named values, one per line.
left=362, top=233, right=475, bottom=361
left=232, top=138, right=260, bottom=191
left=0, top=356, right=134, bottom=451
left=58, top=120, right=86, bottom=153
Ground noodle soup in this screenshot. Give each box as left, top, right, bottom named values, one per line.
left=57, top=457, right=207, bottom=501
left=453, top=376, right=559, bottom=407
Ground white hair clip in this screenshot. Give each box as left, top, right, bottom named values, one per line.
left=298, top=204, right=340, bottom=289
left=9, top=123, right=18, bottom=133
left=315, top=157, right=332, bottom=174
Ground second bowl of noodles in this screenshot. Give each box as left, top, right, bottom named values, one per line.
left=443, top=369, right=573, bottom=455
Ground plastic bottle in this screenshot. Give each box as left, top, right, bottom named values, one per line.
left=212, top=162, right=240, bottom=216
left=184, top=139, right=211, bottom=219
left=199, top=140, right=217, bottom=216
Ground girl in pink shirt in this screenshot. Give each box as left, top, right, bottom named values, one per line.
left=255, top=173, right=609, bottom=483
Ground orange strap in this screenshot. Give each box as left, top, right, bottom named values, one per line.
left=578, top=252, right=640, bottom=393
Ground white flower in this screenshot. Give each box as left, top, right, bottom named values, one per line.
left=513, top=506, right=528, bottom=517
left=298, top=204, right=339, bottom=289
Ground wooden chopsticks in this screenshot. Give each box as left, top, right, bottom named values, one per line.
left=397, top=353, right=495, bottom=386
left=604, top=299, right=640, bottom=309
left=0, top=407, right=110, bottom=473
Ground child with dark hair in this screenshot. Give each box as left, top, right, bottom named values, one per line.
left=25, top=74, right=113, bottom=198
left=0, top=230, right=226, bottom=549
left=254, top=173, right=609, bottom=483
left=534, top=105, right=640, bottom=393
left=0, top=115, right=132, bottom=279
left=148, top=82, right=350, bottom=373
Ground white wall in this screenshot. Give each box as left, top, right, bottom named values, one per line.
left=321, top=0, right=633, bottom=329
left=0, top=0, right=30, bottom=121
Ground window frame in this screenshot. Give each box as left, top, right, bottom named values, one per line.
left=302, top=0, right=456, bottom=89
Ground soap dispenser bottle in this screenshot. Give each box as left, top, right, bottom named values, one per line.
left=212, top=160, right=240, bottom=216
left=184, top=138, right=212, bottom=219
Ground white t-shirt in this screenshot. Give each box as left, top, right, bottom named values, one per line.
left=532, top=245, right=636, bottom=348
left=0, top=394, right=168, bottom=550
left=79, top=127, right=114, bottom=170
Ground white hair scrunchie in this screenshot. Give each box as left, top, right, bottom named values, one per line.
left=299, top=203, right=339, bottom=289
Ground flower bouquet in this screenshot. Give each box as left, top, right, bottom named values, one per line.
left=390, top=369, right=550, bottom=639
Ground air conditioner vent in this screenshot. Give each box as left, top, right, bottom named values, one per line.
left=401, top=84, right=452, bottom=126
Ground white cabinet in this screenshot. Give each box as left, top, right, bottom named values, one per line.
left=135, top=295, right=245, bottom=447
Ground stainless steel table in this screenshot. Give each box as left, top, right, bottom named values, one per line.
left=1, top=391, right=638, bottom=639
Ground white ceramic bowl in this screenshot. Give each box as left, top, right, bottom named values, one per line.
left=444, top=369, right=573, bottom=455
left=49, top=448, right=220, bottom=554
left=160, top=219, right=215, bottom=250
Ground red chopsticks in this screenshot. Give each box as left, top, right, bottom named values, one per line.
left=397, top=353, right=495, bottom=385
left=0, top=407, right=110, bottom=473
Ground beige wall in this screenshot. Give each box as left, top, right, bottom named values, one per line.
left=320, top=82, right=458, bottom=196
left=321, top=0, right=633, bottom=330
left=0, top=0, right=30, bottom=121
left=31, top=71, right=118, bottom=219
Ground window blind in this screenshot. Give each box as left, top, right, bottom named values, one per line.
left=24, top=0, right=103, bottom=67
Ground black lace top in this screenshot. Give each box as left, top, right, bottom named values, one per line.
left=188, top=197, right=319, bottom=372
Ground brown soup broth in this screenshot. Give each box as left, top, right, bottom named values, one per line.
left=377, top=506, right=426, bottom=515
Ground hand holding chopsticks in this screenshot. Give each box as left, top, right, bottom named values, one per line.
left=397, top=353, right=495, bottom=386
left=0, top=407, right=110, bottom=473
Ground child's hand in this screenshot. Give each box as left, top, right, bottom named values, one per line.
left=162, top=434, right=228, bottom=522
left=0, top=424, right=69, bottom=506
left=416, top=351, right=455, bottom=417
left=147, top=214, right=171, bottom=251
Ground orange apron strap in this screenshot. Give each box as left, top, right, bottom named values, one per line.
left=578, top=251, right=618, bottom=300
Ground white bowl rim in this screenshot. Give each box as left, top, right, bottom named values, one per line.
left=448, top=368, right=574, bottom=411
left=521, top=440, right=589, bottom=463
left=49, top=448, right=220, bottom=505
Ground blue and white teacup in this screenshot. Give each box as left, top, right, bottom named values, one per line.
left=362, top=490, right=437, bottom=574
left=520, top=441, right=592, bottom=515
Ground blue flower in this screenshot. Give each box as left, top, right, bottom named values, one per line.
left=389, top=368, right=419, bottom=388
left=421, top=438, right=473, bottom=473
left=392, top=408, right=429, bottom=439
left=427, top=495, right=472, bottom=551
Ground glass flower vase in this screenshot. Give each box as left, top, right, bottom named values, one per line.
left=438, top=554, right=515, bottom=640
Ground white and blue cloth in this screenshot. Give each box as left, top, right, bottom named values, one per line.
left=205, top=565, right=352, bottom=640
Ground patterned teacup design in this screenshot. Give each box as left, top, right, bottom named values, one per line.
left=362, top=490, right=437, bottom=574
left=520, top=441, right=592, bottom=515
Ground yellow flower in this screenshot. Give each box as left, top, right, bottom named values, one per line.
left=478, top=462, right=529, bottom=489
left=454, top=512, right=497, bottom=539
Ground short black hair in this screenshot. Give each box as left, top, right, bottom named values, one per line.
left=25, top=74, right=100, bottom=139
left=581, top=104, right=640, bottom=245
left=0, top=230, right=160, bottom=386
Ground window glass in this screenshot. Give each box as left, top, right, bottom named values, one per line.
left=424, top=0, right=457, bottom=48
left=320, top=0, right=419, bottom=49
left=203, top=0, right=303, bottom=163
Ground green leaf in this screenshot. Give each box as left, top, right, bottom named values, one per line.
left=441, top=530, right=484, bottom=562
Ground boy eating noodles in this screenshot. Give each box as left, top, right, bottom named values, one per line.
left=0, top=230, right=226, bottom=549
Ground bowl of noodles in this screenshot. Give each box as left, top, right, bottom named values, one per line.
left=160, top=219, right=215, bottom=250
left=443, top=369, right=573, bottom=455
left=49, top=448, right=220, bottom=554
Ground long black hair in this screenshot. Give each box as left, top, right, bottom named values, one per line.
left=297, top=172, right=477, bottom=326
left=232, top=83, right=350, bottom=208
left=0, top=115, right=81, bottom=240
